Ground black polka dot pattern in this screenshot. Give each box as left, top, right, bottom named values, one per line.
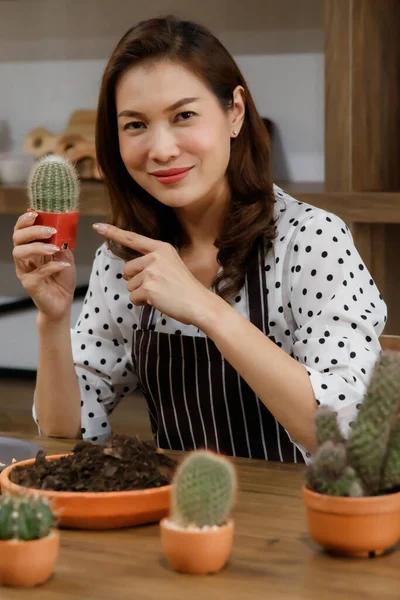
left=272, top=187, right=387, bottom=456
left=33, top=243, right=143, bottom=444
left=32, top=187, right=386, bottom=458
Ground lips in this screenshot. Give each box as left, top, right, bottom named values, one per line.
left=151, top=167, right=192, bottom=177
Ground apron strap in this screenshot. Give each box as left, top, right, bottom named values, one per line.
left=246, top=238, right=269, bottom=335
left=140, top=303, right=155, bottom=330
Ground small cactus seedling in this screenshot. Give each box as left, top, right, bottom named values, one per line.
left=0, top=494, right=55, bottom=541
left=171, top=451, right=237, bottom=528
left=27, top=154, right=79, bottom=214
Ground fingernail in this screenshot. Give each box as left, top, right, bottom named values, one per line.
left=93, top=223, right=107, bottom=233
left=41, top=227, right=57, bottom=235
left=44, top=244, right=60, bottom=253
left=23, top=211, right=37, bottom=220
left=58, top=262, right=71, bottom=268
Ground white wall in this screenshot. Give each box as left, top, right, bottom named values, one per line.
left=0, top=0, right=324, bottom=182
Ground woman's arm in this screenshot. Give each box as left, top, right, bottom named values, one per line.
left=33, top=244, right=139, bottom=441
left=198, top=209, right=387, bottom=455
left=35, top=312, right=82, bottom=438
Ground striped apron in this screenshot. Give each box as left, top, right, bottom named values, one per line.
left=131, top=242, right=304, bottom=462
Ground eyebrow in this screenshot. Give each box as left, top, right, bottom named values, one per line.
left=118, top=97, right=200, bottom=119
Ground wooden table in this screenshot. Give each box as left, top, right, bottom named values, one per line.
left=0, top=432, right=399, bottom=600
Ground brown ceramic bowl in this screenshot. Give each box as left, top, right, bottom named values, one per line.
left=0, top=454, right=171, bottom=530
left=303, top=484, right=400, bottom=557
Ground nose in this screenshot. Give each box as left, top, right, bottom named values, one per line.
left=148, top=126, right=180, bottom=163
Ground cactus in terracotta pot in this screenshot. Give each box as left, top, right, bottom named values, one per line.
left=26, top=154, right=80, bottom=250
left=160, top=450, right=237, bottom=574
left=0, top=493, right=60, bottom=587
left=307, top=351, right=400, bottom=497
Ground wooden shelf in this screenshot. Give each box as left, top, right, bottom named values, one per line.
left=0, top=182, right=109, bottom=217
left=2, top=181, right=400, bottom=224
left=278, top=182, right=400, bottom=224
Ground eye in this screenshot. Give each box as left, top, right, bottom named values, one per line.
left=175, top=111, right=196, bottom=122
left=123, top=121, right=145, bottom=131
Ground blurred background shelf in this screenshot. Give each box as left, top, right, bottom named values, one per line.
left=2, top=181, right=400, bottom=224
left=1, top=0, right=400, bottom=345
left=0, top=182, right=109, bottom=217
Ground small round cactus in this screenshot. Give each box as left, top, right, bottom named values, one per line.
left=0, top=494, right=55, bottom=541
left=171, top=451, right=237, bottom=528
left=27, top=154, right=79, bottom=213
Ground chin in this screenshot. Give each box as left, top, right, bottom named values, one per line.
left=155, top=194, right=200, bottom=209
left=147, top=187, right=206, bottom=209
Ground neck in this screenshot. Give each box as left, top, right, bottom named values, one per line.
left=175, top=180, right=230, bottom=249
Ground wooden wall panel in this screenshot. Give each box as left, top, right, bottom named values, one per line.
left=325, top=0, right=351, bottom=192
left=383, top=225, right=400, bottom=334
left=352, top=0, right=400, bottom=191
left=325, top=0, right=400, bottom=333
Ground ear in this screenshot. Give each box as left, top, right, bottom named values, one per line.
left=229, top=86, right=246, bottom=137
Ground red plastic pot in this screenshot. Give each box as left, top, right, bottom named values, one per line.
left=28, top=208, right=79, bottom=250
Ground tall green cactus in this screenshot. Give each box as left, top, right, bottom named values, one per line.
left=308, top=351, right=400, bottom=497
left=27, top=154, right=79, bottom=213
left=171, top=451, right=237, bottom=528
left=0, top=494, right=55, bottom=541
left=381, top=422, right=400, bottom=492
left=346, top=352, right=400, bottom=494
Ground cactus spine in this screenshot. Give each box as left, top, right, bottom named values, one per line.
left=27, top=154, right=79, bottom=213
left=171, top=451, right=237, bottom=528
left=0, top=494, right=55, bottom=541
left=308, top=351, right=400, bottom=497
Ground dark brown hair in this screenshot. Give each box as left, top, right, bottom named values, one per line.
left=96, top=15, right=276, bottom=301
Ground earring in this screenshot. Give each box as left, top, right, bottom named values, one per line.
left=232, top=130, right=238, bottom=137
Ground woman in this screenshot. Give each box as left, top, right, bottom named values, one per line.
left=12, top=16, right=386, bottom=462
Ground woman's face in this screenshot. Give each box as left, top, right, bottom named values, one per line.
left=115, top=60, right=244, bottom=210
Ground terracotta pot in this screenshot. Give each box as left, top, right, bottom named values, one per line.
left=160, top=518, right=234, bottom=574
left=0, top=529, right=60, bottom=587
left=303, top=484, right=400, bottom=557
left=0, top=455, right=171, bottom=529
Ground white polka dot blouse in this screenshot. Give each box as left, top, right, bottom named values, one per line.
left=33, top=185, right=387, bottom=460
